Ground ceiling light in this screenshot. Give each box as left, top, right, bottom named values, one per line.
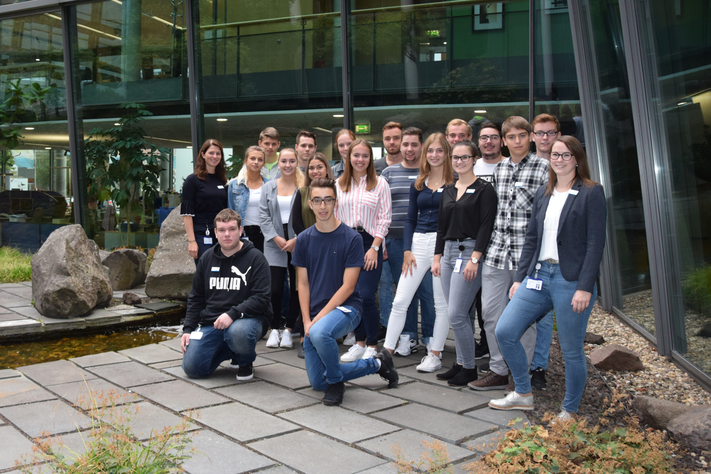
left=114, top=123, right=120, bottom=126
left=474, top=110, right=487, bottom=113
left=25, top=127, right=34, bottom=130
left=217, top=118, right=228, bottom=122
left=187, top=146, right=192, bottom=149
left=45, top=147, right=51, bottom=149
left=333, top=114, right=344, bottom=118
left=35, top=58, right=40, bottom=62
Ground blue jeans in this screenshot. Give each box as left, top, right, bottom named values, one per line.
left=532, top=309, right=555, bottom=370
left=182, top=317, right=263, bottom=378
left=355, top=232, right=383, bottom=346
left=379, top=237, right=434, bottom=343
left=304, top=306, right=379, bottom=390
left=495, top=262, right=597, bottom=414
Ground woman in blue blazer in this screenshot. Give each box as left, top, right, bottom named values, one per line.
left=489, top=136, right=606, bottom=421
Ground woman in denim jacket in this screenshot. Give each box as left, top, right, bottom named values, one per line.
left=228, top=146, right=267, bottom=252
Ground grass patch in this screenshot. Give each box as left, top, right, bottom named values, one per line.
left=0, top=247, right=33, bottom=283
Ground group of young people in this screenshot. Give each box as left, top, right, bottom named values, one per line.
left=177, top=115, right=607, bottom=418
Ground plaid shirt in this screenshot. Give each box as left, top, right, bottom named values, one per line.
left=485, top=153, right=550, bottom=271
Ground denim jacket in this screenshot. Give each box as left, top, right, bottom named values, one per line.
left=228, top=176, right=266, bottom=221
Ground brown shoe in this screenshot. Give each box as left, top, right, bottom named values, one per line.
left=468, top=371, right=509, bottom=391
left=504, top=379, right=515, bottom=393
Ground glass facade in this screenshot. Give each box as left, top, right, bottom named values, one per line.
left=1, top=0, right=710, bottom=386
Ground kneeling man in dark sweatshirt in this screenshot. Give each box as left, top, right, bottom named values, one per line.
left=181, top=208, right=272, bottom=381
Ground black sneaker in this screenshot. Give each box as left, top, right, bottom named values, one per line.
left=229, top=358, right=239, bottom=369
left=447, top=367, right=479, bottom=387
left=374, top=350, right=399, bottom=388
left=436, top=362, right=462, bottom=380
left=297, top=341, right=305, bottom=359
left=236, top=363, right=254, bottom=381
left=530, top=368, right=547, bottom=391
left=475, top=343, right=490, bottom=360
left=322, top=381, right=345, bottom=406
left=377, top=326, right=387, bottom=342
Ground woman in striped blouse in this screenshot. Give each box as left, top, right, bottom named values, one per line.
left=336, top=139, right=392, bottom=362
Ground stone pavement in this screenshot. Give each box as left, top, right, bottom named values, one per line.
left=0, top=334, right=528, bottom=473
left=0, top=283, right=181, bottom=340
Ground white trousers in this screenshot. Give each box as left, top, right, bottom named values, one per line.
left=383, top=232, right=449, bottom=352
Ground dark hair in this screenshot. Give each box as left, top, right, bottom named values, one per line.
left=382, top=121, right=403, bottom=133
left=545, top=135, right=598, bottom=195
left=415, top=133, right=454, bottom=191
left=338, top=139, right=378, bottom=192
left=452, top=139, right=480, bottom=159
left=402, top=126, right=423, bottom=144
left=196, top=139, right=227, bottom=184
left=305, top=153, right=334, bottom=186
left=214, top=208, right=241, bottom=228
left=478, top=122, right=502, bottom=138
left=296, top=130, right=317, bottom=147
left=309, top=178, right=337, bottom=199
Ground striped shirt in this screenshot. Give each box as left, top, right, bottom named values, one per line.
left=336, top=175, right=392, bottom=240
left=381, top=164, right=420, bottom=240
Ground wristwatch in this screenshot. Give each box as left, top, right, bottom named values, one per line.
left=371, top=245, right=380, bottom=251
left=471, top=256, right=479, bottom=264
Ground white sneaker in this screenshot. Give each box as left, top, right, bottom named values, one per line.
left=266, top=329, right=281, bottom=348
left=343, top=332, right=356, bottom=346
left=551, top=410, right=573, bottom=425
left=361, top=347, right=377, bottom=359
left=280, top=330, right=293, bottom=348
left=394, top=335, right=413, bottom=357
left=488, top=391, right=534, bottom=411
left=340, top=344, right=366, bottom=362
left=416, top=353, right=442, bottom=372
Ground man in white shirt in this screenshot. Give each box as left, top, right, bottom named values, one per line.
left=474, top=122, right=506, bottom=183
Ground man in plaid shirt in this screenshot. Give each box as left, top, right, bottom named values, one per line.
left=469, top=116, right=550, bottom=391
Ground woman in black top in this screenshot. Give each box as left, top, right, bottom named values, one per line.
left=181, top=139, right=228, bottom=261
left=432, top=140, right=497, bottom=387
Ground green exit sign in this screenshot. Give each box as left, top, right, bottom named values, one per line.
left=355, top=124, right=370, bottom=134
left=426, top=30, right=440, bottom=37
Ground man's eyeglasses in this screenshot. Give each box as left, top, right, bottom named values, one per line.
left=479, top=135, right=500, bottom=142
left=452, top=155, right=473, bottom=162
left=310, top=197, right=336, bottom=205
left=550, top=152, right=574, bottom=161
left=533, top=131, right=559, bottom=138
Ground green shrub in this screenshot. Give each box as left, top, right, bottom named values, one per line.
left=0, top=247, right=33, bottom=283
left=682, top=264, right=711, bottom=316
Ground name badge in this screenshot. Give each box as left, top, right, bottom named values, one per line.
left=211, top=266, right=220, bottom=272
left=466, top=189, right=475, bottom=194
left=204, top=237, right=213, bottom=245
left=569, top=189, right=579, bottom=195
left=337, top=306, right=352, bottom=313
left=526, top=278, right=543, bottom=291
left=454, top=258, right=463, bottom=273
left=514, top=182, right=524, bottom=187
left=437, top=188, right=444, bottom=193
left=409, top=175, right=417, bottom=179
left=217, top=185, right=224, bottom=189
left=189, top=330, right=203, bottom=340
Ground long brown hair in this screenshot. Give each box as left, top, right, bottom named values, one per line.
left=415, top=133, right=454, bottom=191
left=545, top=135, right=598, bottom=195
left=196, top=139, right=227, bottom=184
left=338, top=139, right=378, bottom=192
left=305, top=153, right=334, bottom=186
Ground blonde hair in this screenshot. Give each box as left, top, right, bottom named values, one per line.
left=278, top=148, right=305, bottom=188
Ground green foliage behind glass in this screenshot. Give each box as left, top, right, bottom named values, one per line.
left=682, top=264, right=711, bottom=317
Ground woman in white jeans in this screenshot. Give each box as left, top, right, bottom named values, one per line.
left=383, top=133, right=454, bottom=372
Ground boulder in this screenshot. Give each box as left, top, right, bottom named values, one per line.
left=584, top=332, right=605, bottom=345
left=31, top=224, right=113, bottom=319
left=590, top=343, right=644, bottom=372
left=696, top=322, right=711, bottom=338
left=667, top=405, right=711, bottom=452
left=122, top=292, right=143, bottom=305
left=632, top=396, right=696, bottom=431
left=101, top=248, right=147, bottom=290
left=145, top=207, right=196, bottom=299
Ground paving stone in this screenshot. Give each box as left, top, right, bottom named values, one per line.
left=179, top=430, right=275, bottom=474
left=465, top=407, right=527, bottom=429
left=255, top=466, right=300, bottom=474
left=297, top=386, right=406, bottom=414
left=277, top=404, right=399, bottom=443
left=0, top=377, right=57, bottom=407
left=391, top=381, right=490, bottom=413
left=462, top=430, right=506, bottom=458
left=163, top=366, right=241, bottom=389
left=100, top=401, right=197, bottom=441
left=250, top=430, right=386, bottom=474
left=0, top=312, right=25, bottom=322
left=86, top=361, right=174, bottom=388
left=0, top=283, right=26, bottom=288
left=372, top=403, right=497, bottom=444
left=40, top=431, right=89, bottom=464
left=50, top=378, right=138, bottom=407
left=190, top=402, right=298, bottom=442
left=0, top=319, right=41, bottom=331
left=258, top=348, right=307, bottom=370
left=131, top=380, right=230, bottom=412
left=149, top=360, right=183, bottom=369
left=346, top=372, right=413, bottom=390
left=357, top=429, right=473, bottom=464
left=0, top=399, right=92, bottom=437
left=355, top=463, right=400, bottom=473
left=0, top=296, right=31, bottom=307
left=119, top=343, right=183, bottom=364
left=254, top=363, right=311, bottom=390
left=159, top=337, right=183, bottom=352
left=11, top=305, right=47, bottom=319
left=18, top=360, right=97, bottom=387
left=0, top=369, right=21, bottom=380
left=1, top=287, right=33, bottom=299
left=0, top=425, right=36, bottom=470
left=255, top=341, right=289, bottom=354
left=70, top=351, right=131, bottom=367
left=396, top=364, right=461, bottom=387
left=82, top=311, right=123, bottom=324
left=215, top=381, right=317, bottom=413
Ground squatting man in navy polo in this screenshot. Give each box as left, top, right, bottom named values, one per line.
left=181, top=208, right=273, bottom=381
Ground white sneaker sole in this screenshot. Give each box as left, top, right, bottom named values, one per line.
left=416, top=364, right=442, bottom=373
left=488, top=401, right=534, bottom=411
left=236, top=373, right=254, bottom=381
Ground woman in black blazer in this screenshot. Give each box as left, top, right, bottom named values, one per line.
left=488, top=136, right=606, bottom=421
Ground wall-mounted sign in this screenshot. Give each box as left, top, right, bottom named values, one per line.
left=355, top=124, right=371, bottom=134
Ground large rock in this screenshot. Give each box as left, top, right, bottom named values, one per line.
left=101, top=248, right=147, bottom=290
left=584, top=332, right=605, bottom=345
left=632, top=396, right=696, bottom=431
left=31, top=224, right=113, bottom=319
left=145, top=207, right=196, bottom=299
left=590, top=343, right=645, bottom=372
left=667, top=406, right=711, bottom=451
